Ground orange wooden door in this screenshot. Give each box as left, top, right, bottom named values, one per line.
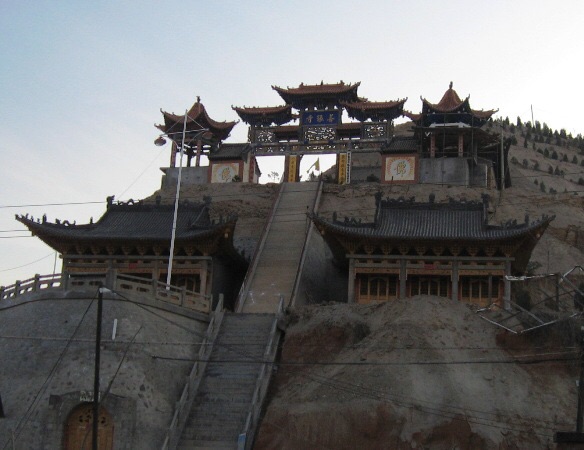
left=64, top=403, right=114, bottom=450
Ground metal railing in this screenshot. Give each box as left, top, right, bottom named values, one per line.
left=161, top=295, right=225, bottom=450
left=238, top=296, right=284, bottom=450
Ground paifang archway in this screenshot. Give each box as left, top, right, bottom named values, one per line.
left=63, top=403, right=114, bottom=450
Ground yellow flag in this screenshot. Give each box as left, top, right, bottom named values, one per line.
left=314, top=157, right=320, bottom=171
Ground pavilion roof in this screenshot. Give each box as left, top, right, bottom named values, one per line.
left=341, top=99, right=407, bottom=122
left=382, top=136, right=419, bottom=153
left=311, top=195, right=553, bottom=272
left=272, top=81, right=360, bottom=109
left=156, top=97, right=237, bottom=141
left=16, top=200, right=237, bottom=254
left=232, top=105, right=295, bottom=126
left=415, top=83, right=498, bottom=127
left=208, top=143, right=252, bottom=161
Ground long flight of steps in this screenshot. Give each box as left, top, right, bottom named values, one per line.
left=240, top=182, right=320, bottom=313
left=176, top=313, right=276, bottom=450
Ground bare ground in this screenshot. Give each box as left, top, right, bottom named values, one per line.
left=256, top=297, right=578, bottom=449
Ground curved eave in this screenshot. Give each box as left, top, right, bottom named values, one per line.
left=16, top=216, right=238, bottom=255
left=311, top=214, right=554, bottom=271
left=159, top=103, right=237, bottom=141
left=232, top=105, right=293, bottom=126
left=272, top=82, right=361, bottom=107
left=341, top=99, right=406, bottom=122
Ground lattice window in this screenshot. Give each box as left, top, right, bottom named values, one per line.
left=255, top=129, right=276, bottom=143
left=364, top=124, right=386, bottom=139
left=305, top=126, right=335, bottom=142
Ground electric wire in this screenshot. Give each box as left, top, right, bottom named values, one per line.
left=1, top=289, right=97, bottom=450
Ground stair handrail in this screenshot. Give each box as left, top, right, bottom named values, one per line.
left=239, top=295, right=284, bottom=449
left=289, top=179, right=323, bottom=308
left=235, top=183, right=285, bottom=312
left=161, top=295, right=225, bottom=450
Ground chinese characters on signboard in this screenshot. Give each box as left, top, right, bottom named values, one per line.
left=287, top=155, right=298, bottom=182
left=338, top=153, right=348, bottom=184
left=211, top=163, right=239, bottom=183
left=384, top=156, right=417, bottom=182
left=301, top=110, right=340, bottom=126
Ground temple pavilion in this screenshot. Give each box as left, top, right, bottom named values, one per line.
left=16, top=197, right=246, bottom=309
left=311, top=194, right=554, bottom=308
left=157, top=97, right=260, bottom=185
left=402, top=82, right=504, bottom=188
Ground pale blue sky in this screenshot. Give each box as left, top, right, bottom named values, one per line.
left=1, top=1, right=583, bottom=285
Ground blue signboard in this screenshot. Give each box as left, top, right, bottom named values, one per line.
left=301, top=110, right=340, bottom=126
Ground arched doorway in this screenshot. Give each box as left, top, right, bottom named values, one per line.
left=63, top=403, right=114, bottom=450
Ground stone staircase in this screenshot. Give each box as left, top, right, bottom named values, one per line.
left=176, top=313, right=277, bottom=450
left=239, top=182, right=321, bottom=313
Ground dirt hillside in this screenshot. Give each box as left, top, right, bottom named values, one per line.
left=256, top=297, right=578, bottom=449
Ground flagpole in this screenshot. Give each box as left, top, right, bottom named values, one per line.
left=166, top=110, right=189, bottom=288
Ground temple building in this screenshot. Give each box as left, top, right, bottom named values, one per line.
left=233, top=81, right=406, bottom=184
left=16, top=197, right=246, bottom=310
left=233, top=81, right=505, bottom=188
left=156, top=97, right=260, bottom=185
left=311, top=194, right=554, bottom=308
left=402, top=82, right=504, bottom=188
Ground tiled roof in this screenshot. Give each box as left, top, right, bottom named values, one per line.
left=342, top=99, right=406, bottom=122
left=232, top=105, right=291, bottom=115
left=272, top=81, right=360, bottom=96
left=313, top=197, right=553, bottom=242
left=232, top=105, right=294, bottom=126
left=416, top=83, right=498, bottom=122
left=16, top=201, right=234, bottom=243
left=383, top=136, right=419, bottom=153
left=272, top=81, right=360, bottom=109
left=157, top=97, right=237, bottom=141
left=209, top=143, right=252, bottom=161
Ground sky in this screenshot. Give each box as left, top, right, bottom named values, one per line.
left=1, top=1, right=583, bottom=287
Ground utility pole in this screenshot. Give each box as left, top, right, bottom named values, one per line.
left=93, top=286, right=105, bottom=450
left=500, top=132, right=505, bottom=191
left=577, top=326, right=584, bottom=432
left=555, top=324, right=584, bottom=443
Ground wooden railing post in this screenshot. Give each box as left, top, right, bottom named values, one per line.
left=61, top=271, right=69, bottom=290
left=32, top=274, right=40, bottom=292
left=105, top=268, right=117, bottom=290
left=181, top=286, right=186, bottom=306
left=0, top=286, right=5, bottom=300
left=151, top=278, right=158, bottom=296
left=14, top=281, right=21, bottom=298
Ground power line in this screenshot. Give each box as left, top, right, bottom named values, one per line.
left=0, top=252, right=54, bottom=272
left=1, top=291, right=97, bottom=450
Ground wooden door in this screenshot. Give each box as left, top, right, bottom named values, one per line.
left=64, top=403, right=113, bottom=450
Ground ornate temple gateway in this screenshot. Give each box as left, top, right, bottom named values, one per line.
left=311, top=194, right=553, bottom=308
left=231, top=81, right=503, bottom=187
left=233, top=81, right=407, bottom=184
left=152, top=81, right=504, bottom=188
